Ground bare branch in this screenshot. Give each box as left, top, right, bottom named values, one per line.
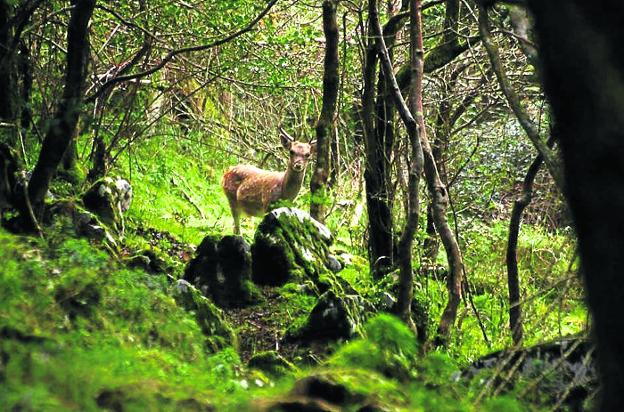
left=86, top=0, right=278, bottom=103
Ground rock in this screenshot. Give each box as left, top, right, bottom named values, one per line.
left=96, top=389, right=125, bottom=412
left=96, top=388, right=215, bottom=411
left=183, top=235, right=260, bottom=307
left=126, top=250, right=168, bottom=274
left=46, top=201, right=118, bottom=245
left=325, top=255, right=342, bottom=273
left=287, top=282, right=373, bottom=342
left=184, top=235, right=220, bottom=294
left=259, top=374, right=364, bottom=412
left=248, top=351, right=297, bottom=377
left=82, top=177, right=132, bottom=234
left=292, top=375, right=362, bottom=406
left=251, top=208, right=335, bottom=286
left=458, top=336, right=596, bottom=410
left=261, top=397, right=340, bottom=412
left=173, top=279, right=237, bottom=352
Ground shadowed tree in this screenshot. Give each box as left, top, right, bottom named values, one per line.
left=27, top=0, right=96, bottom=215
left=525, top=0, right=624, bottom=408
left=310, top=0, right=340, bottom=223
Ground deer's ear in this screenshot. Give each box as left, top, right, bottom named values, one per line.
left=309, top=140, right=317, bottom=154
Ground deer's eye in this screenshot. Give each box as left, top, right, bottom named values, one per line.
left=305, top=153, right=311, bottom=158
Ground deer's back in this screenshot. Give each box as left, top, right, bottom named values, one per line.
left=222, top=165, right=284, bottom=216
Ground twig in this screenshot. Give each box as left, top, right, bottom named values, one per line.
left=171, top=175, right=205, bottom=219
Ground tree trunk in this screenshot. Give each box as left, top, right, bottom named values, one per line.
left=28, top=0, right=96, bottom=211
left=362, top=1, right=393, bottom=277
left=18, top=40, right=33, bottom=139
left=371, top=0, right=424, bottom=331
left=310, top=0, right=339, bottom=223
left=525, top=1, right=624, bottom=409
left=374, top=10, right=408, bottom=213
left=0, top=1, right=19, bottom=146
left=362, top=5, right=409, bottom=277
left=506, top=135, right=556, bottom=346
left=506, top=152, right=540, bottom=345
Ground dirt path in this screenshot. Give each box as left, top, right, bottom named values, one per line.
left=226, top=287, right=328, bottom=364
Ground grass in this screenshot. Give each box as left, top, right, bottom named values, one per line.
left=1, top=129, right=588, bottom=410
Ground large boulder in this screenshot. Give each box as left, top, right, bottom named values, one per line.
left=173, top=279, right=237, bottom=352
left=287, top=278, right=373, bottom=342
left=82, top=177, right=132, bottom=234
left=251, top=208, right=339, bottom=287
left=183, top=235, right=260, bottom=307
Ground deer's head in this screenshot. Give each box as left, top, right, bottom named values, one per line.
left=280, top=127, right=317, bottom=172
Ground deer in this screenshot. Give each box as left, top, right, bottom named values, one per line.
left=222, top=127, right=317, bottom=234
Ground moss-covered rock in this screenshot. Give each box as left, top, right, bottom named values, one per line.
left=125, top=249, right=169, bottom=274
left=46, top=200, right=118, bottom=246
left=184, top=235, right=260, bottom=307
left=173, top=279, right=237, bottom=352
left=292, top=375, right=364, bottom=406
left=286, top=278, right=373, bottom=342
left=82, top=177, right=132, bottom=235
left=251, top=208, right=336, bottom=287
left=248, top=350, right=297, bottom=377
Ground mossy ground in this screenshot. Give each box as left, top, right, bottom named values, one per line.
left=1, top=132, right=586, bottom=410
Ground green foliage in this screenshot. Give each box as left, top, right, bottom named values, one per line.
left=0, top=228, right=248, bottom=410
left=481, top=396, right=525, bottom=412
left=329, top=314, right=419, bottom=381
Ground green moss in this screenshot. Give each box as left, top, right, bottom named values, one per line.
left=0, top=228, right=249, bottom=410
left=173, top=280, right=238, bottom=352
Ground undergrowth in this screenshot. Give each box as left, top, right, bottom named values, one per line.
left=1, top=132, right=586, bottom=410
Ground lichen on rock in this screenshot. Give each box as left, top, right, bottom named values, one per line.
left=82, top=176, right=132, bottom=235
left=251, top=207, right=337, bottom=287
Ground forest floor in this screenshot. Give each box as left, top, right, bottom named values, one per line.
left=130, top=223, right=328, bottom=365
left=226, top=286, right=329, bottom=364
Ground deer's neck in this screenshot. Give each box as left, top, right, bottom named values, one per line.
left=281, top=166, right=305, bottom=200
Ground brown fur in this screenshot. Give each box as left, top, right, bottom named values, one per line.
left=222, top=134, right=316, bottom=234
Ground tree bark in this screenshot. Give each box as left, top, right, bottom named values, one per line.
left=18, top=40, right=33, bottom=138
left=506, top=135, right=555, bottom=346
left=0, top=1, right=19, bottom=146
left=362, top=0, right=393, bottom=277
left=28, top=0, right=96, bottom=210
left=525, top=1, right=624, bottom=409
left=373, top=11, right=408, bottom=214
left=310, top=0, right=340, bottom=223
left=412, top=1, right=467, bottom=348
